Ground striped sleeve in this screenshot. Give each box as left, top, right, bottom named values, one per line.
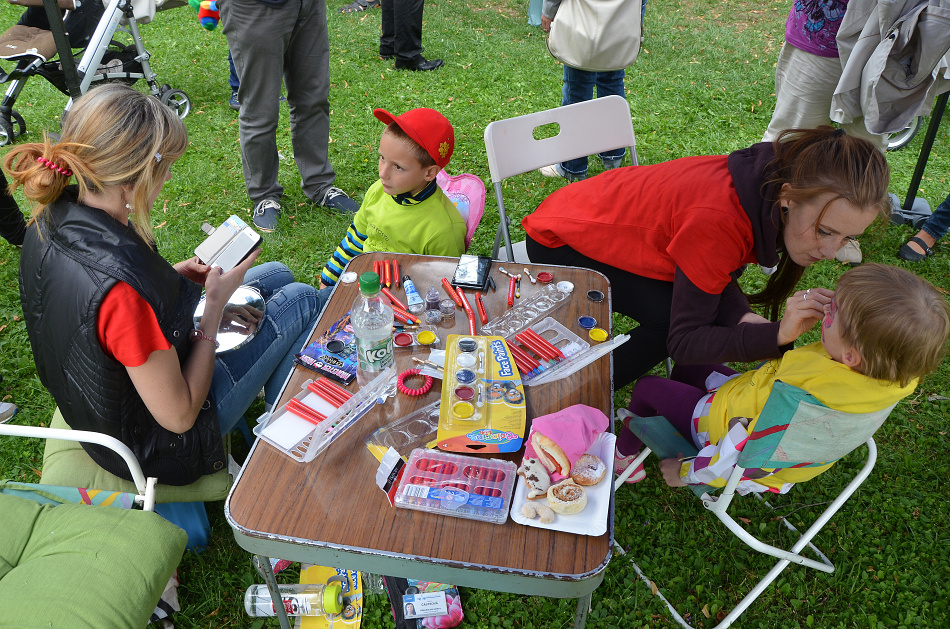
left=321, top=222, right=368, bottom=286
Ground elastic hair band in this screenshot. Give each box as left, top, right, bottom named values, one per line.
left=37, top=156, right=72, bottom=177
left=832, top=128, right=846, bottom=138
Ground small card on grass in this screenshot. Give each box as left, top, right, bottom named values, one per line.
left=402, top=592, right=448, bottom=619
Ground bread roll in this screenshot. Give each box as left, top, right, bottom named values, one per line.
left=531, top=431, right=571, bottom=476
left=546, top=479, right=587, bottom=515
left=571, top=454, right=606, bottom=486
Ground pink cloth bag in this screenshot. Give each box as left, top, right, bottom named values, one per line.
left=523, top=404, right=609, bottom=482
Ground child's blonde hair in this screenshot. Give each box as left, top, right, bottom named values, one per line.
left=835, top=263, right=949, bottom=387
left=3, top=83, right=188, bottom=245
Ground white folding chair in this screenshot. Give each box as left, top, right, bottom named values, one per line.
left=484, top=95, right=637, bottom=262
left=613, top=381, right=893, bottom=628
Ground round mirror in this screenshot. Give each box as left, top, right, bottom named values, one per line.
left=193, top=286, right=266, bottom=354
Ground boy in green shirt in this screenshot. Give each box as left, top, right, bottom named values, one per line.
left=320, top=108, right=466, bottom=287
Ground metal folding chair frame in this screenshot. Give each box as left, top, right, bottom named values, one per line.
left=614, top=411, right=879, bottom=628
left=483, top=95, right=637, bottom=262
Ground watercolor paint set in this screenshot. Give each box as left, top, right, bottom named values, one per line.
left=394, top=449, right=517, bottom=524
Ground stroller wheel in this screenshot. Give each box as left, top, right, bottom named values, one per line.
left=0, top=111, right=26, bottom=147
left=886, top=116, right=924, bottom=151
left=159, top=89, right=191, bottom=120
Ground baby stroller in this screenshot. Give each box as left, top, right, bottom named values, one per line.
left=0, top=0, right=190, bottom=145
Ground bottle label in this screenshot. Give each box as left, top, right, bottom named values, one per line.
left=357, top=336, right=394, bottom=373
left=250, top=594, right=314, bottom=616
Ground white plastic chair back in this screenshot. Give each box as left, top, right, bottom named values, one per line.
left=484, top=95, right=636, bottom=261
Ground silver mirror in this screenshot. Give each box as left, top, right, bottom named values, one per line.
left=193, top=285, right=266, bottom=354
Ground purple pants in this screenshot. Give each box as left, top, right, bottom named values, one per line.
left=616, top=364, right=738, bottom=456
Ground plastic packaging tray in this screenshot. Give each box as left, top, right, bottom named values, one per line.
left=517, top=317, right=589, bottom=382
left=364, top=400, right=441, bottom=460
left=254, top=366, right=396, bottom=463
left=480, top=283, right=573, bottom=338
left=394, top=449, right=517, bottom=524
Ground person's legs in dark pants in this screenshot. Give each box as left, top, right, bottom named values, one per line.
left=559, top=66, right=596, bottom=178
left=0, top=172, right=26, bottom=247
left=526, top=236, right=673, bottom=389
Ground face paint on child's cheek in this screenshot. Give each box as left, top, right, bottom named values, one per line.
left=822, top=300, right=837, bottom=342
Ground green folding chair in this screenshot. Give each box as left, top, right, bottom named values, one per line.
left=613, top=380, right=895, bottom=629
left=0, top=419, right=188, bottom=628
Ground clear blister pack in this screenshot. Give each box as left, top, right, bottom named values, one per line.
left=394, top=449, right=517, bottom=524
left=479, top=282, right=574, bottom=338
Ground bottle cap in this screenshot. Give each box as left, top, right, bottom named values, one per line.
left=324, top=581, right=344, bottom=615
left=358, top=272, right=381, bottom=294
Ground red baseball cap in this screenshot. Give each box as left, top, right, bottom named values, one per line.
left=374, top=107, right=454, bottom=169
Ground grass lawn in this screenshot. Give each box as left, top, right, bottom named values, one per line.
left=1, top=0, right=949, bottom=626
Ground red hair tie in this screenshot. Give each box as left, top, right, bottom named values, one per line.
left=397, top=369, right=433, bottom=396
left=37, top=156, right=72, bottom=177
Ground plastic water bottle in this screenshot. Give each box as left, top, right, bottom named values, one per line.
left=244, top=583, right=343, bottom=617
left=352, top=271, right=394, bottom=386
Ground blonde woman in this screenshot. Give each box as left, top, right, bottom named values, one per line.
left=8, top=84, right=326, bottom=485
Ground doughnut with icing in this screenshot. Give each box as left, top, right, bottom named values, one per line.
left=571, top=454, right=606, bottom=486
left=546, top=479, right=587, bottom=515
left=517, top=457, right=551, bottom=499
left=520, top=501, right=556, bottom=524
left=530, top=431, right=571, bottom=476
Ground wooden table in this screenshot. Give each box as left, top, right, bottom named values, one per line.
left=225, top=252, right=615, bottom=628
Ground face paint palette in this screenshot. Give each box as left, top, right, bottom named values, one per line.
left=392, top=325, right=441, bottom=349
left=394, top=448, right=517, bottom=524
left=436, top=335, right=527, bottom=454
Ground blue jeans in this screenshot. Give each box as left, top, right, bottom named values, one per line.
left=228, top=50, right=239, bottom=91
left=210, top=262, right=331, bottom=434
left=559, top=66, right=627, bottom=178
left=920, top=193, right=950, bottom=243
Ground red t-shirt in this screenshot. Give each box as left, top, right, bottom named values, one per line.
left=97, top=281, right=172, bottom=367
left=522, top=155, right=758, bottom=295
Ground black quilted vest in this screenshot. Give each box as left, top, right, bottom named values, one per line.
left=19, top=188, right=226, bottom=485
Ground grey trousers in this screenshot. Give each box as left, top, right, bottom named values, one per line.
left=221, top=0, right=337, bottom=205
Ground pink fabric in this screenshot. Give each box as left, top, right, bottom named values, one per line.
left=523, top=404, right=609, bottom=481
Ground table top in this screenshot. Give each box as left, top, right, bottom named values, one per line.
left=226, top=252, right=615, bottom=597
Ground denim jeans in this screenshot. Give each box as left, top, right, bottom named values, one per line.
left=210, top=262, right=330, bottom=434
left=228, top=51, right=239, bottom=91
left=559, top=66, right=627, bottom=178
left=921, top=193, right=950, bottom=242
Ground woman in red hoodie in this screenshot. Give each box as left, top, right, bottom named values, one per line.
left=522, top=127, right=889, bottom=390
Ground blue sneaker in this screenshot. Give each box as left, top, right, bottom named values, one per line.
left=228, top=90, right=240, bottom=111
left=252, top=199, right=281, bottom=232
left=318, top=186, right=359, bottom=214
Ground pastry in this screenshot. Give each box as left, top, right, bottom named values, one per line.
left=530, top=431, right=571, bottom=476
left=546, top=479, right=587, bottom=515
left=521, top=501, right=556, bottom=524
left=517, top=457, right=551, bottom=499
left=571, top=453, right=606, bottom=486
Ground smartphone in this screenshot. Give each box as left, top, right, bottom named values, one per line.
left=194, top=215, right=262, bottom=272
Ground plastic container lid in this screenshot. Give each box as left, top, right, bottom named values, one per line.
left=536, top=272, right=554, bottom=283
left=578, top=316, right=596, bottom=329
left=587, top=290, right=604, bottom=302
left=416, top=330, right=437, bottom=345
left=589, top=327, right=608, bottom=342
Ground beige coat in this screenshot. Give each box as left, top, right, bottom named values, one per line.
left=832, top=0, right=950, bottom=135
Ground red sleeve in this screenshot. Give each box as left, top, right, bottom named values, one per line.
left=667, top=206, right=757, bottom=294
left=97, top=282, right=173, bottom=367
